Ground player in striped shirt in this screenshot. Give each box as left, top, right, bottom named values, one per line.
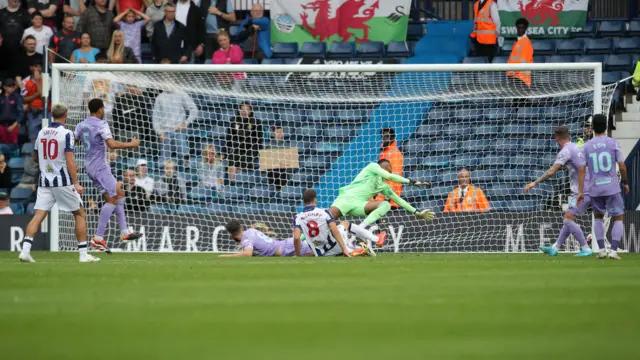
left=19, top=103, right=100, bottom=263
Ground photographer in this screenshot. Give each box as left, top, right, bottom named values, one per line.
left=236, top=3, right=271, bottom=61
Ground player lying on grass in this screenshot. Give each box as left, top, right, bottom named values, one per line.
left=75, top=98, right=143, bottom=254
left=578, top=114, right=630, bottom=260
left=221, top=220, right=315, bottom=257
left=525, top=126, right=593, bottom=257
left=329, top=159, right=435, bottom=246
left=19, top=103, right=100, bottom=263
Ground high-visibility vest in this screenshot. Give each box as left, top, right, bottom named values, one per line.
left=472, top=0, right=497, bottom=45
left=632, top=61, right=640, bottom=87
left=507, top=35, right=533, bottom=87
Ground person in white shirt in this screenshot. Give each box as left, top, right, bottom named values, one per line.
left=0, top=192, right=13, bottom=215
left=134, top=159, right=154, bottom=196
left=151, top=89, right=197, bottom=162
left=22, top=11, right=54, bottom=55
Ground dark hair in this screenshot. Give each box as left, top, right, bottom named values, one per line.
left=381, top=127, right=395, bottom=139
left=23, top=35, right=36, bottom=42
left=31, top=11, right=43, bottom=20
left=95, top=52, right=108, bottom=62
left=592, top=114, right=607, bottom=134
left=378, top=159, right=391, bottom=167
left=225, top=220, right=242, bottom=235
left=88, top=98, right=104, bottom=113
left=554, top=126, right=570, bottom=139
left=516, top=18, right=529, bottom=28
left=303, top=189, right=317, bottom=205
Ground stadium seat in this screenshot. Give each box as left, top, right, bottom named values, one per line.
left=471, top=169, right=497, bottom=183
left=283, top=58, right=302, bottom=65
left=542, top=106, right=571, bottom=119
left=598, top=21, right=626, bottom=37
left=532, top=40, right=556, bottom=55
left=407, top=169, right=438, bottom=183
left=605, top=54, right=632, bottom=71
left=314, top=142, right=341, bottom=154
left=307, top=109, right=335, bottom=122
left=474, top=125, right=501, bottom=136
left=248, top=185, right=275, bottom=202
left=614, top=37, right=640, bottom=54
left=428, top=186, right=450, bottom=199
left=577, top=54, right=605, bottom=64
left=261, top=58, right=285, bottom=65
left=500, top=169, right=530, bottom=182
left=602, top=71, right=621, bottom=84
left=280, top=185, right=305, bottom=201
left=432, top=139, right=456, bottom=153
left=489, top=201, right=509, bottom=211
left=573, top=20, right=597, bottom=38
left=422, top=155, right=450, bottom=167
left=357, top=41, right=384, bottom=58
left=501, top=40, right=515, bottom=55
left=451, top=154, right=480, bottom=167
left=403, top=138, right=430, bottom=154
left=8, top=156, right=24, bottom=170
left=289, top=170, right=319, bottom=186
left=296, top=125, right=323, bottom=139
left=10, top=187, right=32, bottom=201
left=407, top=23, right=425, bottom=41
left=555, top=39, right=584, bottom=55
left=525, top=182, right=552, bottom=197
left=386, top=41, right=411, bottom=58
left=493, top=138, right=522, bottom=152
left=21, top=142, right=34, bottom=155
left=220, top=186, right=245, bottom=200
left=482, top=153, right=504, bottom=166
left=516, top=107, right=540, bottom=119
left=484, top=108, right=513, bottom=120
left=235, top=171, right=259, bottom=185
left=242, top=58, right=258, bottom=64
left=272, top=42, right=299, bottom=58
left=522, top=138, right=554, bottom=153
left=235, top=203, right=266, bottom=214
left=509, top=155, right=533, bottom=167
left=300, top=42, right=327, bottom=57
left=533, top=55, right=548, bottom=63
left=492, top=56, right=509, bottom=64
left=328, top=42, right=356, bottom=58
left=509, top=199, right=538, bottom=212
left=415, top=123, right=443, bottom=138
left=548, top=55, right=576, bottom=63
left=439, top=169, right=459, bottom=183
left=300, top=156, right=329, bottom=169
left=463, top=57, right=488, bottom=64
left=280, top=109, right=306, bottom=123
left=26, top=202, right=35, bottom=215
left=9, top=203, right=24, bottom=215
left=461, top=138, right=491, bottom=152
left=404, top=155, right=421, bottom=169
left=585, top=38, right=613, bottom=55
left=229, top=24, right=240, bottom=37
left=629, top=20, right=640, bottom=36
left=454, top=108, right=484, bottom=121
left=334, top=108, right=367, bottom=122
left=445, top=123, right=471, bottom=137
left=502, top=124, right=530, bottom=136
left=418, top=200, right=442, bottom=212
left=325, top=126, right=354, bottom=142
left=403, top=186, right=428, bottom=201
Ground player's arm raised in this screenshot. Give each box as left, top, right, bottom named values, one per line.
left=106, top=138, right=140, bottom=149
left=328, top=222, right=351, bottom=257
left=385, top=190, right=435, bottom=221
left=220, top=247, right=253, bottom=257
left=525, top=163, right=562, bottom=192
left=368, top=163, right=431, bottom=187
left=293, top=227, right=303, bottom=257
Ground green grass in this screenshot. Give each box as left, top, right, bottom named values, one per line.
left=1, top=252, right=639, bottom=360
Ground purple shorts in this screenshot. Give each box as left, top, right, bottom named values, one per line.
left=591, top=193, right=625, bottom=217
left=88, top=167, right=118, bottom=197
left=282, top=238, right=311, bottom=257
left=568, top=193, right=591, bottom=216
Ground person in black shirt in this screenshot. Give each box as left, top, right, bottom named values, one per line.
left=0, top=0, right=31, bottom=66
left=12, top=35, right=43, bottom=84
left=49, top=15, right=81, bottom=62
left=151, top=3, right=188, bottom=63
left=225, top=103, right=263, bottom=182
left=122, top=168, right=150, bottom=213
left=27, top=0, right=58, bottom=29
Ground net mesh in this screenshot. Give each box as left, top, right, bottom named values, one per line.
left=53, top=66, right=617, bottom=252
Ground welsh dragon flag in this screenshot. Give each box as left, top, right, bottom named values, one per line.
left=270, top=0, right=412, bottom=45
left=498, top=0, right=589, bottom=38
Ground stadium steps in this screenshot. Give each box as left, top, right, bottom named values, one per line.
left=614, top=98, right=640, bottom=157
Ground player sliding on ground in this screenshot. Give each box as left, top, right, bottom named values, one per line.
left=525, top=126, right=593, bottom=257
left=221, top=220, right=317, bottom=257
left=329, top=159, right=435, bottom=246
left=75, top=98, right=143, bottom=253
left=19, top=103, right=100, bottom=263
left=578, top=114, right=630, bottom=260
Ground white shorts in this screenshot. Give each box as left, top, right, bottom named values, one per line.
left=320, top=225, right=358, bottom=256
left=34, top=185, right=83, bottom=212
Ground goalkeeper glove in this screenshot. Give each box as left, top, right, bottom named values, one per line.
left=408, top=179, right=432, bottom=187
left=414, top=209, right=435, bottom=221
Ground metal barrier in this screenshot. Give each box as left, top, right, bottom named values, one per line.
left=624, top=139, right=640, bottom=210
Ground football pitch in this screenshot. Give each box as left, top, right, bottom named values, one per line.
left=1, top=252, right=639, bottom=360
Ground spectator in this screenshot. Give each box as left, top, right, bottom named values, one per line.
left=77, top=0, right=115, bottom=52
left=225, top=103, right=262, bottom=181
left=201, top=0, right=235, bottom=59
left=134, top=158, right=154, bottom=195
left=375, top=127, right=404, bottom=207
left=237, top=3, right=271, bottom=60
left=106, top=29, right=136, bottom=63
left=264, top=125, right=292, bottom=192
left=507, top=17, right=532, bottom=89
left=16, top=150, right=38, bottom=191
left=470, top=0, right=500, bottom=63
left=0, top=31, right=10, bottom=83
left=444, top=169, right=490, bottom=212
left=13, top=35, right=43, bottom=84
left=21, top=11, right=53, bottom=54
left=0, top=78, right=23, bottom=146
left=48, top=15, right=81, bottom=62
left=151, top=86, right=197, bottom=162
left=0, top=191, right=12, bottom=214
left=70, top=32, right=99, bottom=63
left=151, top=3, right=188, bottom=64
left=122, top=168, right=150, bottom=213
left=22, top=62, right=44, bottom=141
left=108, top=149, right=124, bottom=176
left=112, top=83, right=145, bottom=142
left=144, top=0, right=165, bottom=39
left=194, top=144, right=223, bottom=198
left=174, top=0, right=204, bottom=63
left=212, top=29, right=245, bottom=85
left=63, top=0, right=87, bottom=20
left=0, top=0, right=31, bottom=65
left=266, top=125, right=290, bottom=148
left=153, top=159, right=186, bottom=206
left=26, top=0, right=57, bottom=29
left=0, top=154, right=12, bottom=189
left=114, top=7, right=150, bottom=63
left=109, top=0, right=143, bottom=13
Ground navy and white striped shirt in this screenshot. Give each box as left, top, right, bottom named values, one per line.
left=35, top=122, right=74, bottom=188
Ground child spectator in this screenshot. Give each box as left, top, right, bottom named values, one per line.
left=0, top=191, right=12, bottom=215
left=22, top=11, right=53, bottom=55
left=0, top=78, right=23, bottom=147
left=114, top=7, right=150, bottom=63
left=22, top=62, right=45, bottom=141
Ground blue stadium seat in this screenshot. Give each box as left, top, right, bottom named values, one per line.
left=542, top=106, right=571, bottom=119
left=177, top=205, right=213, bottom=215
left=307, top=109, right=335, bottom=122
left=386, top=41, right=411, bottom=58
left=501, top=40, right=515, bottom=55
left=325, top=126, right=354, bottom=142
left=235, top=171, right=259, bottom=185
left=8, top=157, right=24, bottom=170
left=509, top=200, right=538, bottom=212
left=296, top=125, right=321, bottom=139
left=574, top=20, right=597, bottom=38
left=471, top=169, right=497, bottom=183
left=415, top=123, right=443, bottom=138
left=280, top=109, right=306, bottom=123
left=463, top=57, right=488, bottom=64
left=548, top=55, right=576, bottom=63
left=493, top=138, right=521, bottom=152
left=541, top=153, right=557, bottom=166
left=427, top=108, right=452, bottom=121
left=248, top=185, right=275, bottom=202
left=407, top=170, right=438, bottom=183
left=404, top=155, right=422, bottom=169
left=445, top=123, right=471, bottom=137
left=454, top=108, right=484, bottom=121
left=485, top=183, right=518, bottom=199
left=482, top=153, right=504, bottom=166
left=300, top=156, right=329, bottom=169
left=502, top=124, right=531, bottom=136
left=521, top=138, right=554, bottom=153
left=21, top=142, right=34, bottom=155
left=509, top=155, right=533, bottom=167
left=474, top=125, right=501, bottom=136
left=403, top=186, right=428, bottom=201
left=500, top=169, right=530, bottom=182
left=615, top=37, right=640, bottom=54
left=490, top=201, right=509, bottom=211
left=577, top=54, right=605, bottom=64
left=418, top=200, right=442, bottom=212
left=451, top=153, right=480, bottom=167
left=10, top=187, right=32, bottom=200
left=598, top=21, right=626, bottom=37
left=26, top=202, right=35, bottom=215
left=334, top=109, right=366, bottom=122
left=283, top=58, right=302, bottom=65
left=229, top=24, right=240, bottom=37
left=629, top=20, right=640, bottom=36
left=572, top=108, right=592, bottom=120
left=533, top=55, right=549, bottom=63
left=150, top=204, right=176, bottom=215
left=525, top=182, right=552, bottom=197
left=328, top=42, right=356, bottom=58
left=403, top=138, right=430, bottom=154
left=461, top=139, right=491, bottom=152
left=439, top=169, right=459, bottom=183
left=9, top=203, right=24, bottom=215
left=605, top=54, right=632, bottom=71
left=428, top=186, right=450, bottom=199
left=422, top=155, right=450, bottom=167
left=492, top=56, right=509, bottom=64
left=300, top=42, right=327, bottom=57
left=272, top=42, right=299, bottom=58
left=235, top=203, right=265, bottom=214
left=431, top=139, right=456, bottom=153
left=357, top=41, right=384, bottom=58
left=314, top=142, right=341, bottom=154
left=532, top=40, right=556, bottom=55
left=289, top=170, right=319, bottom=186
left=555, top=39, right=584, bottom=55
left=484, top=108, right=513, bottom=121
left=220, top=186, right=246, bottom=201
left=242, top=58, right=258, bottom=64
left=602, top=71, right=621, bottom=84
left=585, top=38, right=613, bottom=55
left=261, top=58, right=285, bottom=65
left=280, top=185, right=305, bottom=201
left=268, top=202, right=295, bottom=213
left=516, top=107, right=541, bottom=119
left=407, top=23, right=425, bottom=41
left=253, top=109, right=279, bottom=123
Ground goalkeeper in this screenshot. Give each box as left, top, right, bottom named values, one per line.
left=329, top=159, right=435, bottom=246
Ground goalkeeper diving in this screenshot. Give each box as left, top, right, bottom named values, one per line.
left=329, top=159, right=435, bottom=246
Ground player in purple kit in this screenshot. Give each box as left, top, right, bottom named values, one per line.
left=221, top=220, right=314, bottom=257
left=525, top=126, right=593, bottom=256
left=578, top=114, right=630, bottom=260
left=75, top=98, right=143, bottom=253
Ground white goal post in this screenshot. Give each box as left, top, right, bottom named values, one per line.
left=49, top=62, right=617, bottom=253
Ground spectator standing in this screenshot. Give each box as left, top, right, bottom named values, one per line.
left=106, top=30, right=136, bottom=63
left=13, top=35, right=43, bottom=84
left=27, top=0, right=57, bottom=29
left=264, top=124, right=291, bottom=191
left=212, top=29, right=245, bottom=85
left=0, top=31, right=10, bottom=82
left=0, top=0, right=31, bottom=67
left=200, top=0, right=235, bottom=59
left=151, top=3, right=188, bottom=63
left=112, top=83, right=145, bottom=142
left=470, top=0, right=500, bottom=62
left=225, top=103, right=262, bottom=181
left=114, top=8, right=149, bottom=63
left=237, top=3, right=271, bottom=60
left=122, top=168, right=150, bottom=213
left=0, top=78, right=23, bottom=146
left=22, top=62, right=45, bottom=141
left=16, top=150, right=38, bottom=191
left=507, top=18, right=533, bottom=89
left=0, top=191, right=12, bottom=214
left=444, top=169, right=490, bottom=212
left=62, top=0, right=87, bottom=20
left=77, top=0, right=115, bottom=52
left=134, top=159, right=154, bottom=196
left=70, top=32, right=99, bottom=63
left=174, top=0, right=204, bottom=62
left=144, top=0, right=165, bottom=39
left=0, top=154, right=12, bottom=189
left=22, top=11, right=54, bottom=54
left=151, top=87, right=197, bottom=162
left=48, top=15, right=81, bottom=62
left=375, top=128, right=404, bottom=207
left=194, top=144, right=224, bottom=198
left=153, top=159, right=186, bottom=206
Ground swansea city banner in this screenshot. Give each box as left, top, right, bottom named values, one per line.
left=497, top=0, right=588, bottom=38
left=270, top=0, right=411, bottom=45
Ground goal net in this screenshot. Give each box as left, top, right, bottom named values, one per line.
left=50, top=63, right=617, bottom=253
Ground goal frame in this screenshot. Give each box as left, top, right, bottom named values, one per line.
left=49, top=62, right=604, bottom=252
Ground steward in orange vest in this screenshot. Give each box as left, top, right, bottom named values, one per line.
left=507, top=18, right=534, bottom=87
left=444, top=170, right=491, bottom=213
left=471, top=0, right=501, bottom=62
left=375, top=128, right=404, bottom=207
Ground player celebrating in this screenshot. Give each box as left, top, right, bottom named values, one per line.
left=75, top=98, right=142, bottom=253
left=525, top=126, right=593, bottom=257
left=19, top=103, right=100, bottom=263
left=329, top=159, right=435, bottom=246
left=221, top=220, right=315, bottom=257
left=578, top=114, right=630, bottom=260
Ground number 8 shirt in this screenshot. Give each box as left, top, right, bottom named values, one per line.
left=294, top=205, right=338, bottom=255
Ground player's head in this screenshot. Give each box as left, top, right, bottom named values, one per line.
left=592, top=114, right=607, bottom=135
left=381, top=128, right=396, bottom=149
left=378, top=159, right=392, bottom=173
left=303, top=188, right=318, bottom=206
left=516, top=18, right=529, bottom=36
left=2, top=78, right=17, bottom=95
left=88, top=98, right=105, bottom=119
left=225, top=220, right=244, bottom=242
left=51, top=102, right=69, bottom=123
left=457, top=168, right=470, bottom=187
left=554, top=126, right=570, bottom=146
left=239, top=103, right=252, bottom=119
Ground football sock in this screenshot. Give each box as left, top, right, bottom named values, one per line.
left=22, top=237, right=33, bottom=253
left=348, top=223, right=378, bottom=243
left=361, top=201, right=391, bottom=227
left=78, top=242, right=88, bottom=257
left=552, top=221, right=571, bottom=250
left=595, top=219, right=605, bottom=249
left=96, top=203, right=116, bottom=238
left=115, top=198, right=129, bottom=236
left=611, top=220, right=623, bottom=251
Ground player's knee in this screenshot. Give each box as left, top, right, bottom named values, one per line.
left=72, top=207, right=86, bottom=219
left=378, top=201, right=391, bottom=213
left=614, top=214, right=624, bottom=221
left=594, top=214, right=605, bottom=220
